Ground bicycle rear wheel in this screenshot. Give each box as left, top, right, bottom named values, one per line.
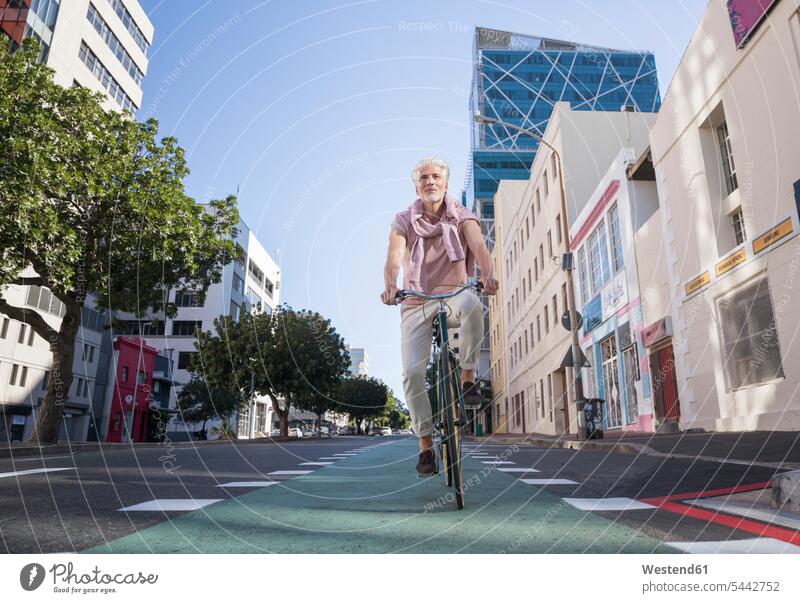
left=446, top=353, right=464, bottom=510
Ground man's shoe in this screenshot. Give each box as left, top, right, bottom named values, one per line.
left=416, top=448, right=437, bottom=477
left=462, top=381, right=481, bottom=409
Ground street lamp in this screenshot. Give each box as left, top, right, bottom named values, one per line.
left=473, top=111, right=585, bottom=437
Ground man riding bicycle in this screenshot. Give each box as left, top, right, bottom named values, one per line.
left=380, top=157, right=498, bottom=477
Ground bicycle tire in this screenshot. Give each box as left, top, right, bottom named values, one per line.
left=437, top=350, right=454, bottom=488
left=446, top=353, right=465, bottom=509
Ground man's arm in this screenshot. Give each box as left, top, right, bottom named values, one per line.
left=380, top=227, right=405, bottom=305
left=463, top=219, right=499, bottom=295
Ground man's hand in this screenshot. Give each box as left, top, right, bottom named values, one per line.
left=480, top=275, right=499, bottom=295
left=381, top=283, right=399, bottom=305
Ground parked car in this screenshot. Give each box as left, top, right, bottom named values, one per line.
left=287, top=427, right=303, bottom=438
left=380, top=427, right=392, bottom=436
left=270, top=429, right=281, bottom=437
left=337, top=426, right=351, bottom=435
left=397, top=428, right=413, bottom=436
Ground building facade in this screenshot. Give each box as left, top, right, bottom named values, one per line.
left=491, top=104, right=655, bottom=435
left=346, top=346, right=369, bottom=377
left=644, top=0, right=800, bottom=431
left=1, top=0, right=152, bottom=113
left=570, top=148, right=661, bottom=433
left=106, top=216, right=281, bottom=441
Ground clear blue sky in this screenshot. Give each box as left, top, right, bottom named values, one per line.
left=137, top=0, right=707, bottom=403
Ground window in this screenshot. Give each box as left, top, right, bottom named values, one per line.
left=524, top=330, right=529, bottom=354
left=537, top=315, right=541, bottom=341
left=10, top=364, right=20, bottom=386
left=588, top=221, right=611, bottom=293
left=539, top=244, right=544, bottom=274
left=551, top=153, right=558, bottom=180
left=178, top=351, right=196, bottom=370
left=230, top=300, right=241, bottom=322
left=544, top=306, right=550, bottom=334
left=232, top=272, right=245, bottom=295
left=543, top=170, right=549, bottom=197
left=1, top=317, right=8, bottom=339
left=26, top=285, right=65, bottom=317
left=520, top=228, right=524, bottom=251
left=172, top=320, right=202, bottom=336
left=530, top=323, right=535, bottom=349
left=76, top=378, right=85, bottom=397
left=175, top=290, right=201, bottom=307
left=535, top=188, right=541, bottom=214
left=264, top=278, right=275, bottom=297
left=732, top=207, right=747, bottom=246
left=534, top=258, right=539, bottom=282
left=27, top=325, right=34, bottom=346
left=525, top=217, right=530, bottom=239
left=556, top=214, right=562, bottom=245
left=248, top=259, right=265, bottom=284
left=105, top=0, right=150, bottom=54
left=17, top=323, right=27, bottom=344
left=553, top=294, right=558, bottom=327
left=121, top=367, right=129, bottom=382
left=716, top=121, right=738, bottom=195
left=578, top=247, right=590, bottom=304
left=718, top=280, right=784, bottom=390
left=115, top=320, right=165, bottom=336
left=547, top=230, right=553, bottom=258
left=152, top=381, right=161, bottom=393
left=531, top=203, right=536, bottom=228
left=608, top=204, right=624, bottom=273
left=137, top=371, right=146, bottom=385
left=527, top=269, right=531, bottom=292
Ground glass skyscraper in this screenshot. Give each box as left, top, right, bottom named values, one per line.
left=466, top=28, right=662, bottom=237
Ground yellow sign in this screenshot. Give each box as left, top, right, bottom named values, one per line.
left=685, top=271, right=710, bottom=296
left=715, top=248, right=747, bottom=277
left=753, top=218, right=793, bottom=254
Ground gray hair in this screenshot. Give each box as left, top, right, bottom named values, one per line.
left=411, top=157, right=450, bottom=183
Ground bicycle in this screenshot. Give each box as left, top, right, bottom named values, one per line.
left=395, top=281, right=483, bottom=510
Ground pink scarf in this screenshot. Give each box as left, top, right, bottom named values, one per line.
left=407, top=194, right=466, bottom=290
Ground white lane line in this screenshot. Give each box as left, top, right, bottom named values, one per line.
left=520, top=478, right=578, bottom=485
left=216, top=481, right=278, bottom=488
left=685, top=498, right=800, bottom=531
left=299, top=462, right=333, bottom=466
left=0, top=467, right=75, bottom=479
left=10, top=456, right=73, bottom=462
left=666, top=538, right=800, bottom=554
left=268, top=470, right=314, bottom=475
left=563, top=497, right=655, bottom=511
left=317, top=457, right=345, bottom=460
left=496, top=468, right=541, bottom=473
left=332, top=453, right=358, bottom=456
left=481, top=460, right=514, bottom=465
left=119, top=499, right=222, bottom=512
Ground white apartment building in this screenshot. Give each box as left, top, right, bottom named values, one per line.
left=493, top=104, right=655, bottom=435
left=103, top=216, right=281, bottom=441
left=0, top=0, right=152, bottom=442
left=643, top=0, right=800, bottom=431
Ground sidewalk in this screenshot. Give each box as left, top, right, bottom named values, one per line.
left=470, top=430, right=800, bottom=468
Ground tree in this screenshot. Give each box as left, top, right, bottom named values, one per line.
left=335, top=376, right=389, bottom=435
left=175, top=377, right=243, bottom=434
left=0, top=41, right=238, bottom=443
left=191, top=305, right=350, bottom=438
left=385, top=392, right=411, bottom=430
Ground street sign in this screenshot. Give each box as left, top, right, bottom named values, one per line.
left=561, top=310, right=583, bottom=331
left=560, top=346, right=590, bottom=369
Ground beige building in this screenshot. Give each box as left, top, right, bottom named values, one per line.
left=491, top=103, right=655, bottom=435
left=643, top=0, right=800, bottom=431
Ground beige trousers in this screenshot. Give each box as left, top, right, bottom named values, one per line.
left=400, top=290, right=484, bottom=437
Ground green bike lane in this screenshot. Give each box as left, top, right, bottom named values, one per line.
left=84, top=439, right=677, bottom=554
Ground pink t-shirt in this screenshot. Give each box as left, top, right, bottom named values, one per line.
left=392, top=195, right=479, bottom=305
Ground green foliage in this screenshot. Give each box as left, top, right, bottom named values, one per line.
left=175, top=377, right=243, bottom=429
left=0, top=41, right=239, bottom=443
left=191, top=305, right=350, bottom=437
left=335, top=376, right=390, bottom=433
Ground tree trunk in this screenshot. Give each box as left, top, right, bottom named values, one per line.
left=269, top=394, right=289, bottom=437
left=32, top=301, right=81, bottom=444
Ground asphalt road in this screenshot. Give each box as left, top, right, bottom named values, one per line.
left=0, top=436, right=793, bottom=553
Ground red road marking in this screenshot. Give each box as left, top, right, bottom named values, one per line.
left=639, top=481, right=800, bottom=547
left=639, top=481, right=772, bottom=505
left=657, top=501, right=800, bottom=546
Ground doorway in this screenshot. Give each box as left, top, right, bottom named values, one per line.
left=650, top=343, right=680, bottom=421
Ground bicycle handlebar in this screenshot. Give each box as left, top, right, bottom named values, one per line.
left=394, top=281, right=483, bottom=303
